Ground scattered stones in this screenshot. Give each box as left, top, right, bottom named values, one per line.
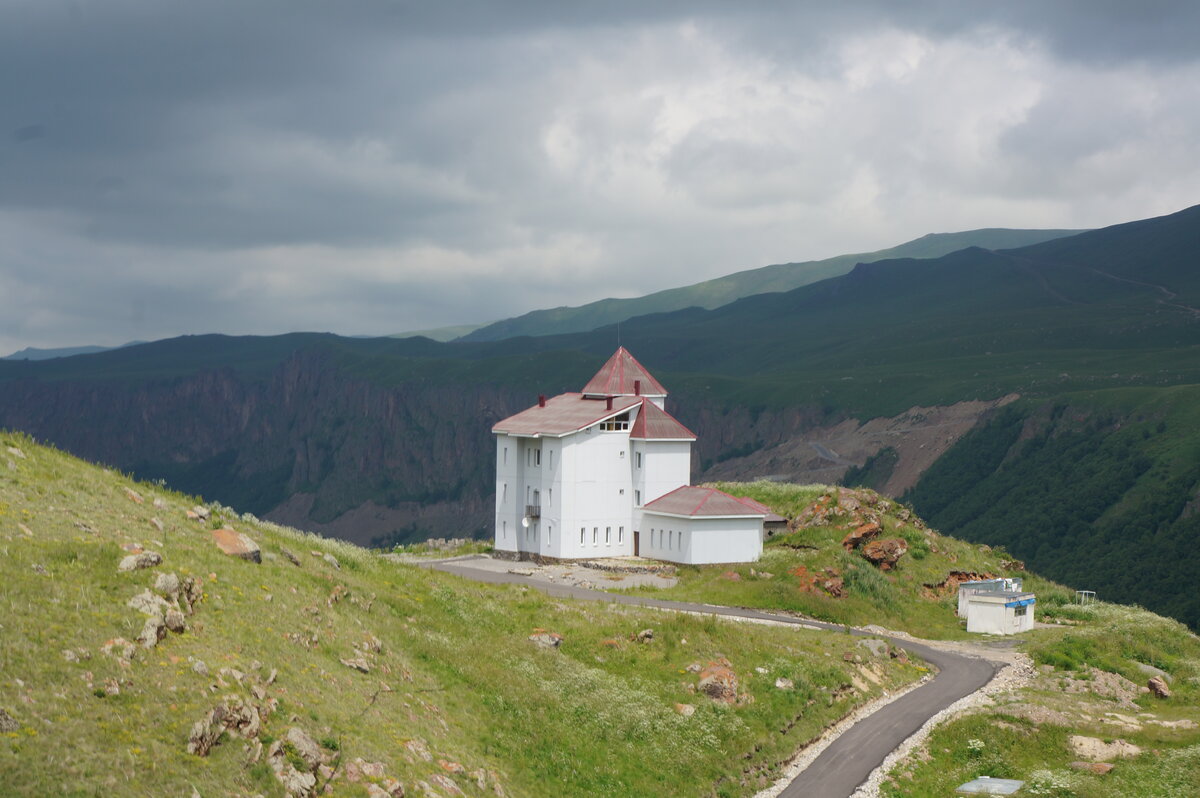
left=192, top=659, right=210, bottom=676
left=149, top=517, right=164, bottom=532
left=1147, top=675, right=1171, bottom=699
left=439, top=759, right=466, bottom=775
left=633, top=628, right=654, bottom=644
left=211, top=528, right=262, bottom=563
left=674, top=702, right=696, bottom=716
left=1068, top=735, right=1142, bottom=762
left=842, top=522, right=882, bottom=551
left=1069, top=761, right=1115, bottom=775
left=698, top=659, right=739, bottom=704
left=267, top=737, right=318, bottom=797
left=861, top=538, right=908, bottom=570
left=0, top=708, right=18, bottom=732
left=124, top=487, right=145, bottom=504
left=187, top=696, right=262, bottom=756
left=285, top=727, right=324, bottom=772
left=341, top=657, right=371, bottom=673
left=281, top=548, right=302, bottom=567
left=429, top=773, right=464, bottom=796
left=118, top=551, right=163, bottom=572
left=322, top=553, right=341, bottom=570
left=529, top=629, right=563, bottom=649
left=103, top=677, right=121, bottom=697
left=62, top=648, right=90, bottom=663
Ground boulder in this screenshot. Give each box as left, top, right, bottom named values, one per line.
left=118, top=551, right=163, bottom=572
left=774, top=677, right=794, bottom=690
left=861, top=538, right=908, bottom=570
left=821, top=574, right=846, bottom=598
left=674, top=702, right=696, bottom=716
left=191, top=505, right=211, bottom=522
left=341, top=657, right=371, bottom=673
left=529, top=630, right=563, bottom=649
left=842, top=522, right=881, bottom=551
left=1068, top=735, right=1141, bottom=762
left=1148, top=676, right=1171, bottom=699
left=285, top=727, right=324, bottom=772
left=153, top=572, right=181, bottom=599
left=322, top=553, right=341, bottom=569
left=281, top=548, right=302, bottom=567
left=138, top=614, right=167, bottom=648
left=124, top=487, right=145, bottom=504
left=698, top=660, right=739, bottom=704
left=165, top=608, right=187, bottom=634
left=211, top=528, right=262, bottom=563
left=857, top=638, right=889, bottom=658
left=267, top=739, right=318, bottom=797
left=633, top=628, right=654, bottom=643
left=128, top=589, right=171, bottom=616
left=187, top=696, right=262, bottom=756
left=0, top=708, right=18, bottom=732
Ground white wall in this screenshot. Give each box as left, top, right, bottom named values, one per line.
left=638, top=513, right=762, bottom=564
left=554, top=426, right=634, bottom=559
left=965, top=596, right=1035, bottom=635
left=632, top=439, right=691, bottom=507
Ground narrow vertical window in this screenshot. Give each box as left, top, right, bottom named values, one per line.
left=636, top=451, right=641, bottom=468
left=502, top=520, right=507, bottom=538
left=605, top=526, right=611, bottom=545
left=593, top=527, right=598, bottom=545
left=548, top=525, right=552, bottom=546
left=548, top=488, right=552, bottom=507
left=502, top=483, right=507, bottom=504
left=534, top=448, right=541, bottom=466
left=580, top=527, right=585, bottom=545
left=549, top=450, right=554, bottom=468
left=635, top=490, right=641, bottom=505
left=503, top=446, right=508, bottom=465
left=618, top=526, right=624, bottom=544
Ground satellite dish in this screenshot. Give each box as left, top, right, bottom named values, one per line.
left=521, top=516, right=530, bottom=528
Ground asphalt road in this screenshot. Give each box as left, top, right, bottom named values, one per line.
left=425, top=557, right=999, bottom=798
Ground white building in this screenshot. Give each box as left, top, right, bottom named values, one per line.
left=491, top=348, right=764, bottom=564
left=962, top=588, right=1036, bottom=635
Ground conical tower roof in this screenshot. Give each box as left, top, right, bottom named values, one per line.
left=581, top=347, right=668, bottom=397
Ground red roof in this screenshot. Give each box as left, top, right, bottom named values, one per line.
left=581, top=347, right=668, bottom=397
left=629, top=399, right=696, bottom=440
left=492, top=393, right=641, bottom=437
left=642, top=486, right=766, bottom=518
left=734, top=496, right=786, bottom=524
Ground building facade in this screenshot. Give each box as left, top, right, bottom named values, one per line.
left=491, top=348, right=763, bottom=563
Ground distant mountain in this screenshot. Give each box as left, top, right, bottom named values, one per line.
left=2, top=341, right=145, bottom=361
left=390, top=322, right=489, bottom=342
left=1, top=205, right=1198, bottom=626
left=461, top=227, right=1086, bottom=341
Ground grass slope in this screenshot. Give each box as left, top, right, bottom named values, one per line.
left=633, top=482, right=1200, bottom=797
left=0, top=433, right=922, bottom=797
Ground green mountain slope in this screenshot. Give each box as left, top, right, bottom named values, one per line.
left=461, top=228, right=1084, bottom=341
left=0, top=433, right=923, bottom=797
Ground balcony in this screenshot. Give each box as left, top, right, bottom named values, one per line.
left=525, top=504, right=541, bottom=519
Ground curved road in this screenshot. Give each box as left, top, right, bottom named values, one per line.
left=425, top=557, right=999, bottom=798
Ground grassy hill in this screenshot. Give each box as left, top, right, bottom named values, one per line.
left=638, top=481, right=1200, bottom=798
left=461, top=228, right=1084, bottom=341
left=0, top=432, right=927, bottom=797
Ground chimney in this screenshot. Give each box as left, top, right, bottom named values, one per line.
left=606, top=396, right=613, bottom=410
left=634, top=379, right=641, bottom=396
left=538, top=394, right=546, bottom=408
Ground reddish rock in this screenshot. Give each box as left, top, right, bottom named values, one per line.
left=1070, top=761, right=1115, bottom=775
left=719, top=570, right=742, bottom=581
left=862, top=538, right=908, bottom=570
left=1148, top=676, right=1171, bottom=699
left=842, top=523, right=882, bottom=551
left=529, top=629, right=563, bottom=649
left=211, top=528, right=262, bottom=563
left=698, top=659, right=739, bottom=704
left=124, top=487, right=145, bottom=504
left=921, top=571, right=996, bottom=599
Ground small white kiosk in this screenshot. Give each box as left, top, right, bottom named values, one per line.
left=962, top=587, right=1036, bottom=635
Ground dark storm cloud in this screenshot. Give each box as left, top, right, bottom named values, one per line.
left=2, top=0, right=1199, bottom=353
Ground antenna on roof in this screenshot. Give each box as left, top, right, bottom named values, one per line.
left=616, top=317, right=621, bottom=348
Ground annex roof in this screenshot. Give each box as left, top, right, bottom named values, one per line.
left=733, top=495, right=786, bottom=524
left=492, top=393, right=641, bottom=437
left=629, top=399, right=696, bottom=440
left=642, top=486, right=767, bottom=518
left=581, top=347, right=668, bottom=397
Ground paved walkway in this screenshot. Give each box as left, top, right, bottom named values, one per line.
left=422, top=556, right=1000, bottom=798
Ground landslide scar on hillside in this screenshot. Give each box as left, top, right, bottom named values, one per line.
left=702, top=394, right=1020, bottom=497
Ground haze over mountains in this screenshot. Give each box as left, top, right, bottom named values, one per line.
left=1, top=206, right=1198, bottom=627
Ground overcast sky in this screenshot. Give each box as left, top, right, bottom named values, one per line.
left=3, top=1, right=1199, bottom=353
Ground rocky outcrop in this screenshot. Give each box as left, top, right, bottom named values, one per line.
left=1148, top=676, right=1171, bottom=699
left=862, top=538, right=908, bottom=570
left=529, top=629, right=563, bottom=649
left=842, top=522, right=881, bottom=550
left=921, top=571, right=996, bottom=599
left=118, top=551, right=162, bottom=572
left=697, top=659, right=739, bottom=704
left=187, top=696, right=262, bottom=756
left=211, top=528, right=261, bottom=563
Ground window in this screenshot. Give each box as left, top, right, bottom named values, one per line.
left=526, top=449, right=531, bottom=466
left=501, top=482, right=507, bottom=504
left=548, top=488, right=552, bottom=507
left=635, top=490, right=641, bottom=505
left=580, top=527, right=585, bottom=545
left=600, top=412, right=630, bottom=431
left=502, top=520, right=507, bottom=538
left=593, top=527, right=598, bottom=545
left=1014, top=606, right=1027, bottom=618
left=503, top=446, right=508, bottom=465
left=548, top=525, right=552, bottom=545
left=534, top=448, right=541, bottom=466
left=636, top=451, right=642, bottom=468
left=618, top=526, right=624, bottom=544
left=669, top=530, right=674, bottom=549
left=549, top=450, right=554, bottom=468
left=605, top=526, right=611, bottom=545
left=619, top=450, right=625, bottom=459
